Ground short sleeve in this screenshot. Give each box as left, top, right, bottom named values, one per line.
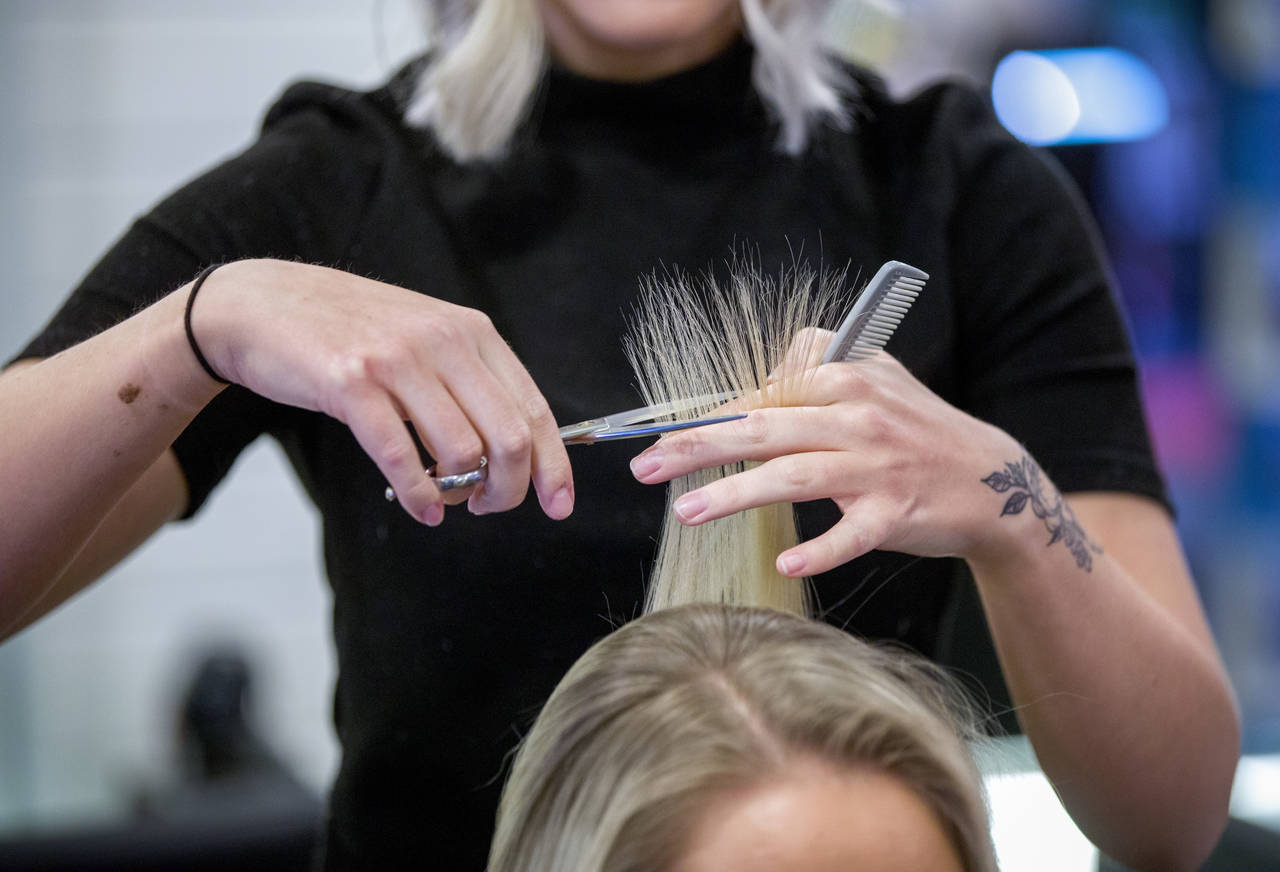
left=938, top=87, right=1171, bottom=511
left=9, top=80, right=388, bottom=517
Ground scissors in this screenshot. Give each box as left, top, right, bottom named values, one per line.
left=383, top=393, right=746, bottom=500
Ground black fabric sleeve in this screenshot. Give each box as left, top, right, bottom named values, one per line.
left=938, top=86, right=1171, bottom=511
left=10, top=82, right=387, bottom=517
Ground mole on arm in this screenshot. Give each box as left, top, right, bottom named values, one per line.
left=118, top=383, right=142, bottom=404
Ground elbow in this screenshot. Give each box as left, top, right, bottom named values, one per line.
left=1107, top=815, right=1229, bottom=872
left=1100, top=791, right=1232, bottom=872
left=1103, top=695, right=1241, bottom=872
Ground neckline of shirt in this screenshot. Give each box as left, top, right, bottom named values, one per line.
left=528, top=38, right=770, bottom=149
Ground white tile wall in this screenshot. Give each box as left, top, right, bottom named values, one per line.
left=0, top=0, right=426, bottom=829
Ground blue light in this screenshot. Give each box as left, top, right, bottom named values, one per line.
left=992, top=48, right=1170, bottom=146
left=993, top=52, right=1081, bottom=145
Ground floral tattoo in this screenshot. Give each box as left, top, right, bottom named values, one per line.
left=981, top=455, right=1102, bottom=571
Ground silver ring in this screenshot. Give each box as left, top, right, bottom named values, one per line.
left=431, top=456, right=488, bottom=492
left=383, top=456, right=488, bottom=502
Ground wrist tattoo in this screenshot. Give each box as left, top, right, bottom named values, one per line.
left=981, top=454, right=1102, bottom=571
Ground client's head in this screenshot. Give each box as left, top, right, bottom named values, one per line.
left=488, top=604, right=995, bottom=872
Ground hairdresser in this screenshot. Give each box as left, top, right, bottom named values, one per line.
left=0, top=1, right=1237, bottom=869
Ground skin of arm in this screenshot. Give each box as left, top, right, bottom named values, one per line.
left=1, top=258, right=575, bottom=643
left=629, top=350, right=1239, bottom=871
left=0, top=291, right=221, bottom=640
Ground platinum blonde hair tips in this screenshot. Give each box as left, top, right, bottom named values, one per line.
left=625, top=259, right=847, bottom=616
left=406, top=0, right=545, bottom=160
left=408, top=0, right=853, bottom=161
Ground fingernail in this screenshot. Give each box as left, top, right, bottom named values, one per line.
left=630, top=450, right=662, bottom=479
left=549, top=486, right=574, bottom=519
left=674, top=491, right=707, bottom=522
left=424, top=502, right=444, bottom=527
left=778, top=553, right=805, bottom=575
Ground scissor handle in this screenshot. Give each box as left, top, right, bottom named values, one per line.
left=383, top=457, right=489, bottom=502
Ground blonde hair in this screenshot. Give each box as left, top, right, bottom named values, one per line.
left=625, top=260, right=845, bottom=616
left=407, top=0, right=853, bottom=161
left=487, top=604, right=996, bottom=872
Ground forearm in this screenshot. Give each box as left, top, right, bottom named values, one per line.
left=0, top=284, right=223, bottom=635
left=968, top=486, right=1239, bottom=870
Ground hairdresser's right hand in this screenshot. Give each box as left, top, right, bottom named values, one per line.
left=191, top=259, right=574, bottom=525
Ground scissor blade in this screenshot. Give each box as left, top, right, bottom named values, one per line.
left=558, top=390, right=743, bottom=444
left=582, top=412, right=747, bottom=442
left=600, top=389, right=742, bottom=430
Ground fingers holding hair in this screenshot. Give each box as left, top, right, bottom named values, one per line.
left=775, top=511, right=886, bottom=577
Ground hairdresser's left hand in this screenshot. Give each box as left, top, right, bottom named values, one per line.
left=628, top=348, right=1021, bottom=577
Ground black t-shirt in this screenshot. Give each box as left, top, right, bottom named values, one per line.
left=16, top=42, right=1167, bottom=870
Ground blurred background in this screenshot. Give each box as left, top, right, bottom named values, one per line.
left=0, top=0, right=1277, bottom=868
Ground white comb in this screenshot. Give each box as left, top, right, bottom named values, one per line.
left=822, top=260, right=928, bottom=363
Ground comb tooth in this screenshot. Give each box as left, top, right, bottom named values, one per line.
left=825, top=262, right=927, bottom=364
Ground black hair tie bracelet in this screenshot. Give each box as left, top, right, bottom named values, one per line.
left=184, top=263, right=231, bottom=385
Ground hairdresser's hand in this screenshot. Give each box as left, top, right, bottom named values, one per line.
left=192, top=259, right=574, bottom=525
left=629, top=347, right=1020, bottom=576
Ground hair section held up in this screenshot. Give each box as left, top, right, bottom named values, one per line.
left=625, top=257, right=848, bottom=617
